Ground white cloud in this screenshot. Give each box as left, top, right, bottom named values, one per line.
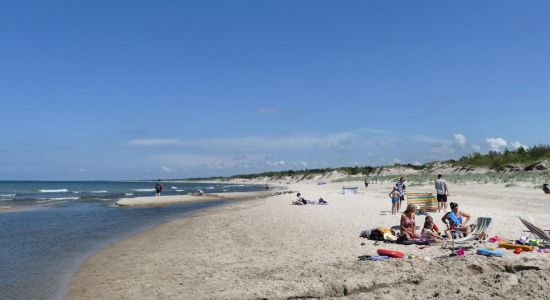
left=510, top=141, right=527, bottom=150
left=453, top=133, right=467, bottom=147
left=486, top=138, right=508, bottom=152
left=393, top=158, right=402, bottom=164
left=161, top=166, right=171, bottom=172
left=471, top=144, right=481, bottom=152
left=301, top=161, right=309, bottom=167
left=79, top=168, right=86, bottom=172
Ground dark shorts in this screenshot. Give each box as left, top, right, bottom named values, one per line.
left=400, top=195, right=405, bottom=201
left=437, top=194, right=447, bottom=202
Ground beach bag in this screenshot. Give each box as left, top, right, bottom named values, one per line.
left=369, top=229, right=385, bottom=241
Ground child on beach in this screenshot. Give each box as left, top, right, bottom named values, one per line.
left=388, top=187, right=399, bottom=215
left=421, top=215, right=441, bottom=241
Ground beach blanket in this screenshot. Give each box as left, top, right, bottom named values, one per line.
left=407, top=193, right=438, bottom=212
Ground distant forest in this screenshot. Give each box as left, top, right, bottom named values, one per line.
left=184, top=145, right=550, bottom=180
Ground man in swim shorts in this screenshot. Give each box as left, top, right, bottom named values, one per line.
left=435, top=174, right=449, bottom=212
left=155, top=179, right=163, bottom=196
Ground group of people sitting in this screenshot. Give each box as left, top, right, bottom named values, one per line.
left=292, top=193, right=328, bottom=205
left=399, top=202, right=475, bottom=242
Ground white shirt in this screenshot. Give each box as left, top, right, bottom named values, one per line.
left=435, top=178, right=448, bottom=195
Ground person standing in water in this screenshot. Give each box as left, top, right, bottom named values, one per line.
left=155, top=179, right=163, bottom=196
left=435, top=174, right=449, bottom=212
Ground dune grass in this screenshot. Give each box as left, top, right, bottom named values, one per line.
left=334, top=171, right=550, bottom=187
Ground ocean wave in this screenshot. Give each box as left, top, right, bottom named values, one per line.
left=222, top=189, right=228, bottom=192
left=0, top=194, right=16, bottom=197
left=37, top=197, right=79, bottom=202
left=176, top=189, right=185, bottom=192
left=132, top=189, right=156, bottom=192
left=125, top=193, right=134, bottom=196
left=90, top=190, right=108, bottom=193
left=170, top=186, right=178, bottom=189
left=206, top=186, right=215, bottom=190
left=39, top=189, right=69, bottom=193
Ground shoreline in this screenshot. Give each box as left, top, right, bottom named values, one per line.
left=67, top=181, right=550, bottom=299
left=115, top=190, right=288, bottom=207
left=66, top=189, right=280, bottom=299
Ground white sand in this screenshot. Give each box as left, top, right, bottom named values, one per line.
left=68, top=181, right=550, bottom=299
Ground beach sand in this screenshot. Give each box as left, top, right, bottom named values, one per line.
left=68, top=181, right=550, bottom=299
left=115, top=191, right=282, bottom=207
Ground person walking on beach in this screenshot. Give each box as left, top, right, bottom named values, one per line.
left=388, top=187, right=399, bottom=215
left=395, top=177, right=406, bottom=212
left=155, top=179, right=163, bottom=196
left=435, top=174, right=449, bottom=212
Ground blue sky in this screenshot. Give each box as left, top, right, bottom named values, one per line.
left=1, top=1, right=549, bottom=180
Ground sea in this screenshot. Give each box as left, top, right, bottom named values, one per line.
left=0, top=181, right=265, bottom=300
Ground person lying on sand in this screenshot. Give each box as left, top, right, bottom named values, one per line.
left=400, top=205, right=419, bottom=239
left=441, top=202, right=475, bottom=238
left=292, top=193, right=328, bottom=205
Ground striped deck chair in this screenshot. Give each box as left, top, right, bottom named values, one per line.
left=516, top=217, right=550, bottom=244
left=443, top=217, right=492, bottom=250
left=407, top=193, right=438, bottom=212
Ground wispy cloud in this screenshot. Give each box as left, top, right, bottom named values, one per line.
left=256, top=107, right=278, bottom=116
left=129, top=132, right=360, bottom=152
left=129, top=129, right=503, bottom=171
left=151, top=154, right=263, bottom=168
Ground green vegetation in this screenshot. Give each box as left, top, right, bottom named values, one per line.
left=448, top=145, right=550, bottom=169
left=338, top=171, right=550, bottom=186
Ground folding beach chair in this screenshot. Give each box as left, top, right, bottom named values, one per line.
left=443, top=217, right=492, bottom=250
left=516, top=217, right=550, bottom=244
left=407, top=193, right=438, bottom=213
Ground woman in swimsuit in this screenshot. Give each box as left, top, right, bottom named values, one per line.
left=441, top=202, right=475, bottom=238
left=400, top=204, right=419, bottom=239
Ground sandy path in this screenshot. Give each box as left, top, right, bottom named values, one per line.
left=67, top=182, right=550, bottom=299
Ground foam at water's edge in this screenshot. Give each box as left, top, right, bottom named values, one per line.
left=39, top=189, right=69, bottom=193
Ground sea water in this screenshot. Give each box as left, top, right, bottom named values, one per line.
left=0, top=181, right=264, bottom=300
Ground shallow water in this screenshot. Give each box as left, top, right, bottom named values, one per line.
left=0, top=181, right=266, bottom=300
left=0, top=201, right=231, bottom=300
